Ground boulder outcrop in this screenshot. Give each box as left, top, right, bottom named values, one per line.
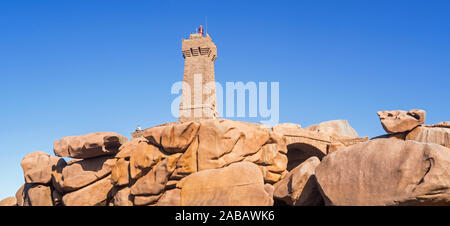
left=273, top=157, right=322, bottom=206
left=140, top=119, right=288, bottom=184
left=21, top=151, right=63, bottom=184
left=316, top=139, right=450, bottom=206
left=377, top=109, right=426, bottom=134
left=0, top=197, right=17, bottom=206
left=6, top=109, right=450, bottom=207
left=273, top=121, right=367, bottom=171
left=9, top=118, right=290, bottom=206
left=178, top=162, right=274, bottom=206
left=52, top=156, right=115, bottom=192
left=406, top=125, right=450, bottom=149
left=62, top=175, right=114, bottom=206
left=432, top=121, right=450, bottom=128
left=25, top=184, right=53, bottom=206
left=53, top=132, right=128, bottom=159
left=112, top=187, right=133, bottom=206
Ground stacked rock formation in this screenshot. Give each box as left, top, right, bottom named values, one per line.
left=10, top=132, right=128, bottom=206
left=106, top=119, right=288, bottom=206
left=312, top=109, right=450, bottom=206
left=315, top=139, right=450, bottom=205
left=375, top=109, right=449, bottom=149
left=377, top=109, right=426, bottom=134
left=1, top=111, right=449, bottom=206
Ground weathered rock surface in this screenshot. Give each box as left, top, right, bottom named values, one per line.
left=111, top=158, right=130, bottom=186
left=26, top=184, right=53, bottom=206
left=377, top=109, right=426, bottom=134
left=112, top=187, right=133, bottom=206
left=142, top=121, right=200, bottom=154
left=306, top=120, right=358, bottom=138
left=273, top=157, right=323, bottom=206
left=272, top=123, right=302, bottom=132
left=171, top=135, right=199, bottom=180
left=157, top=189, right=181, bottom=206
left=15, top=184, right=25, bottom=206
left=142, top=119, right=288, bottom=184
left=178, top=162, right=273, bottom=206
left=264, top=184, right=275, bottom=206
left=115, top=137, right=148, bottom=158
left=431, top=121, right=450, bottom=128
left=273, top=122, right=367, bottom=171
left=316, top=139, right=450, bottom=206
left=133, top=194, right=163, bottom=206
left=129, top=141, right=165, bottom=179
left=52, top=156, right=115, bottom=192
left=406, top=125, right=450, bottom=149
left=0, top=196, right=17, bottom=206
left=21, top=151, right=64, bottom=184
left=53, top=132, right=128, bottom=159
left=62, top=175, right=114, bottom=206
left=196, top=119, right=287, bottom=183
left=130, top=156, right=179, bottom=196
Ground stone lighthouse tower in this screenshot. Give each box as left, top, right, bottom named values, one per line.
left=179, top=26, right=219, bottom=122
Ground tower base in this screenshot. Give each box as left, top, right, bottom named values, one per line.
left=179, top=104, right=219, bottom=122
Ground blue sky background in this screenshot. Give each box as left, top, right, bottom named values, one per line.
left=1, top=0, right=449, bottom=199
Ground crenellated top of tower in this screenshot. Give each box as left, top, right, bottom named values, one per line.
left=182, top=30, right=217, bottom=61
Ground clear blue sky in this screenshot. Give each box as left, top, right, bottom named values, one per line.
left=1, top=0, right=449, bottom=199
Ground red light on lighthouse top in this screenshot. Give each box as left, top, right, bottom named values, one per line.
left=198, top=25, right=204, bottom=36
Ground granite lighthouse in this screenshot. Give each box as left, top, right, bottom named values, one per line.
left=179, top=26, right=219, bottom=122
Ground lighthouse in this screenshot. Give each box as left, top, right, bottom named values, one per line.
left=179, top=26, right=219, bottom=122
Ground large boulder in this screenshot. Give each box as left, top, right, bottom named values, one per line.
left=20, top=151, right=64, bottom=184
left=306, top=120, right=358, bottom=138
left=315, top=139, right=450, bottom=206
left=273, top=157, right=323, bottom=206
left=178, top=162, right=273, bottom=206
left=52, top=156, right=115, bottom=192
left=25, top=184, right=53, bottom=206
left=377, top=109, right=426, bottom=134
left=406, top=125, right=450, bottom=149
left=53, top=132, right=128, bottom=159
left=62, top=175, right=114, bottom=206
left=0, top=197, right=17, bottom=206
